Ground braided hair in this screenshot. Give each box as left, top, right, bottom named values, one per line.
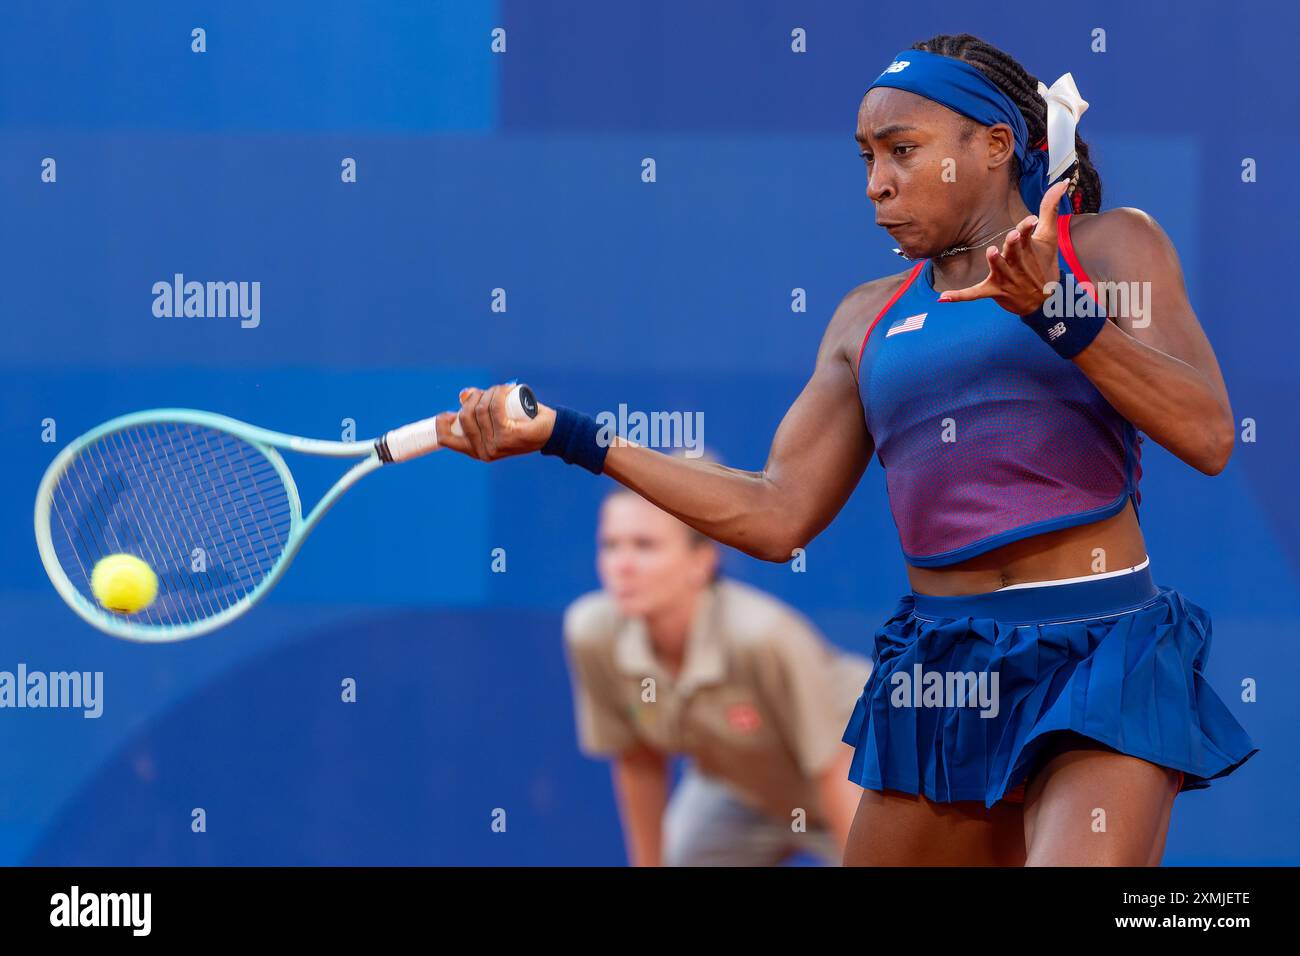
left=911, top=33, right=1102, bottom=214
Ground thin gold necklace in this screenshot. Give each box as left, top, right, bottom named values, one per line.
left=937, top=222, right=1020, bottom=257
left=892, top=222, right=1018, bottom=260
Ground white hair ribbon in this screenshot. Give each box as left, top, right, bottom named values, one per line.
left=1038, top=73, right=1089, bottom=184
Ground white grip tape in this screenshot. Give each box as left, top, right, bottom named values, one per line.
left=389, top=384, right=534, bottom=462
left=450, top=384, right=532, bottom=437
left=385, top=416, right=442, bottom=462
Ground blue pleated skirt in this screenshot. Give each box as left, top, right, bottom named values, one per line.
left=841, top=565, right=1258, bottom=808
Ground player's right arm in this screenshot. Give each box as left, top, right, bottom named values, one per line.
left=441, top=278, right=899, bottom=562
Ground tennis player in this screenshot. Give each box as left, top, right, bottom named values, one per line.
left=439, top=33, right=1257, bottom=866
left=564, top=486, right=871, bottom=866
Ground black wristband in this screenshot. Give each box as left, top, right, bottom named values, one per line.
left=540, top=406, right=609, bottom=475
left=1019, top=300, right=1106, bottom=360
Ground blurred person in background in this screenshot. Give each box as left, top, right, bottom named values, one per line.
left=563, top=485, right=871, bottom=866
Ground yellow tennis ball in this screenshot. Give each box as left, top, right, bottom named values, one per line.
left=90, top=553, right=158, bottom=615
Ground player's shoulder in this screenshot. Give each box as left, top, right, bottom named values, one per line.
left=836, top=268, right=918, bottom=324
left=825, top=267, right=921, bottom=366
left=1066, top=207, right=1176, bottom=273
left=562, top=590, right=622, bottom=650
left=713, top=579, right=821, bottom=652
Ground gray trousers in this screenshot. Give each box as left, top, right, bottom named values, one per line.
left=661, top=768, right=841, bottom=867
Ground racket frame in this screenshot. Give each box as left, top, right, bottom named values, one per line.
left=34, top=408, right=381, bottom=643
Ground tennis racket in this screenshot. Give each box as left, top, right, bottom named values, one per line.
left=34, top=383, right=538, bottom=643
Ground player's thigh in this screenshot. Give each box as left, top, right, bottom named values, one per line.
left=1023, top=733, right=1180, bottom=866
left=662, top=770, right=789, bottom=867
left=844, top=787, right=1026, bottom=866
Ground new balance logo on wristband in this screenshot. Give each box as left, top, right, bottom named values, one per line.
left=1021, top=304, right=1102, bottom=359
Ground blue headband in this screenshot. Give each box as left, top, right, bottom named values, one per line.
left=868, top=49, right=1071, bottom=215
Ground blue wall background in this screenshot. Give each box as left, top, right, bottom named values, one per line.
left=1, top=0, right=1295, bottom=865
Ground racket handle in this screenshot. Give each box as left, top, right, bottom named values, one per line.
left=378, top=384, right=538, bottom=463
left=450, top=383, right=537, bottom=438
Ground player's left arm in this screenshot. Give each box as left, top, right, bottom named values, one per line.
left=1066, top=207, right=1235, bottom=475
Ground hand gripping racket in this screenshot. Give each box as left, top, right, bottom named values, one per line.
left=33, top=384, right=538, bottom=643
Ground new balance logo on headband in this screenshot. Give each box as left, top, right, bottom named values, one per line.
left=880, top=60, right=910, bottom=75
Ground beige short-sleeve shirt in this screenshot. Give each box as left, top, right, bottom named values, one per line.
left=562, top=579, right=872, bottom=823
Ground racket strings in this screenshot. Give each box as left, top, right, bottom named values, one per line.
left=48, top=422, right=294, bottom=628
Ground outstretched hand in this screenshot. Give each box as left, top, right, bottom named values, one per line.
left=935, top=179, right=1070, bottom=316
left=435, top=385, right=556, bottom=462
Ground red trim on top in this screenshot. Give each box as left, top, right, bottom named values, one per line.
left=855, top=260, right=926, bottom=377
left=1057, top=213, right=1101, bottom=305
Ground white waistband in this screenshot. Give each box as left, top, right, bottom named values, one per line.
left=994, top=555, right=1150, bottom=591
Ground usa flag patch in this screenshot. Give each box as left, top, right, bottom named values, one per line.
left=886, top=312, right=927, bottom=337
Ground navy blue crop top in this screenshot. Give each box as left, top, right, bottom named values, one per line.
left=855, top=214, right=1143, bottom=567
